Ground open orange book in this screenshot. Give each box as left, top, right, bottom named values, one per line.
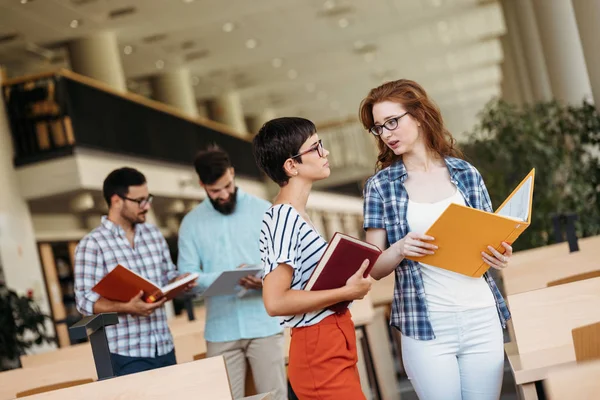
left=406, top=169, right=535, bottom=278
left=92, top=264, right=199, bottom=303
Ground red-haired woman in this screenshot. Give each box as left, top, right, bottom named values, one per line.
left=360, top=79, right=512, bottom=400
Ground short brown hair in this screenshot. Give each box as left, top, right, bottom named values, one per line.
left=358, top=79, right=462, bottom=171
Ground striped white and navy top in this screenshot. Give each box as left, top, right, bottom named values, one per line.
left=259, top=204, right=334, bottom=328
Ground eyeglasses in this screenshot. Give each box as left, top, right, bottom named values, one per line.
left=119, top=194, right=154, bottom=208
left=290, top=139, right=325, bottom=159
left=369, top=112, right=410, bottom=136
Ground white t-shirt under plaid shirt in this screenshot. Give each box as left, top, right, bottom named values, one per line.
left=74, top=216, right=178, bottom=357
left=260, top=204, right=334, bottom=328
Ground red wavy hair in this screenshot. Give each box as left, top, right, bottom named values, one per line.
left=358, top=79, right=463, bottom=171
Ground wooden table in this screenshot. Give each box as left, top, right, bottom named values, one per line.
left=19, top=356, right=234, bottom=400
left=501, top=235, right=600, bottom=296
left=505, top=277, right=600, bottom=399
left=544, top=359, right=600, bottom=399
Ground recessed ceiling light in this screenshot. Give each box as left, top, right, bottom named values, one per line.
left=271, top=58, right=283, bottom=68
left=245, top=39, right=258, bottom=49
left=70, top=19, right=81, bottom=28
left=20, top=0, right=30, bottom=4
left=338, top=18, right=349, bottom=28
left=287, top=69, right=298, bottom=79
left=155, top=59, right=165, bottom=69
left=305, top=83, right=316, bottom=93
left=323, top=0, right=336, bottom=10
left=222, top=22, right=235, bottom=33
left=191, top=76, right=200, bottom=86
left=182, top=0, right=195, bottom=3
left=123, top=45, right=133, bottom=55
left=353, top=40, right=365, bottom=50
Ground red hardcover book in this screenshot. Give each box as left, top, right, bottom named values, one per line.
left=304, top=232, right=382, bottom=313
left=92, top=264, right=198, bottom=304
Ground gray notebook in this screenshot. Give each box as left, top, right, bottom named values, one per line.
left=201, top=266, right=263, bottom=297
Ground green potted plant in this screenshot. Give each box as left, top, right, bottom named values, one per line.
left=0, top=281, right=55, bottom=371
left=462, top=99, right=600, bottom=251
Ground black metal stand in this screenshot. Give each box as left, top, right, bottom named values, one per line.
left=69, top=313, right=119, bottom=380
left=551, top=213, right=579, bottom=252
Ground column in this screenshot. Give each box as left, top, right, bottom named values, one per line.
left=0, top=73, right=51, bottom=315
left=572, top=0, right=600, bottom=109
left=500, top=0, right=534, bottom=104
left=206, top=92, right=248, bottom=136
left=246, top=108, right=277, bottom=135
left=307, top=209, right=327, bottom=239
left=500, top=36, right=523, bottom=105
left=322, top=212, right=344, bottom=241
left=342, top=213, right=361, bottom=239
left=513, top=0, right=552, bottom=102
left=150, top=68, right=199, bottom=118
left=68, top=32, right=127, bottom=92
left=531, top=0, right=593, bottom=104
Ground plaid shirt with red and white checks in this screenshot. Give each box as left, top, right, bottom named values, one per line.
left=74, top=216, right=178, bottom=357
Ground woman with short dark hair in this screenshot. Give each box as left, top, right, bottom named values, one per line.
left=253, top=117, right=372, bottom=399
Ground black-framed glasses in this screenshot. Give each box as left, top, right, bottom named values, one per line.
left=119, top=194, right=154, bottom=208
left=369, top=112, right=410, bottom=136
left=290, top=139, right=325, bottom=159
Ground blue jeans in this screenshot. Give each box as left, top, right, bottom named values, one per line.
left=110, top=348, right=176, bottom=377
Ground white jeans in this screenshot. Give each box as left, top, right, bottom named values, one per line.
left=401, top=306, right=504, bottom=400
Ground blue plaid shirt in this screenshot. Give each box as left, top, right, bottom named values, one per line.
left=363, top=157, right=511, bottom=340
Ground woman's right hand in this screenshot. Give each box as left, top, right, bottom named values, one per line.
left=396, top=232, right=438, bottom=258
left=344, top=259, right=372, bottom=300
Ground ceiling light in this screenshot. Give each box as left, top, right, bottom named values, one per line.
left=338, top=18, right=349, bottom=28
left=155, top=59, right=165, bottom=69
left=271, top=58, right=283, bottom=68
left=20, top=0, right=30, bottom=4
left=305, top=83, right=316, bottom=93
left=222, top=22, right=235, bottom=33
left=182, top=0, right=195, bottom=3
left=353, top=40, right=365, bottom=50
left=70, top=19, right=81, bottom=28
left=245, top=39, right=258, bottom=49
left=287, top=69, right=298, bottom=79
left=123, top=45, right=133, bottom=55
left=364, top=52, right=375, bottom=63
left=323, top=0, right=336, bottom=10
left=191, top=76, right=200, bottom=86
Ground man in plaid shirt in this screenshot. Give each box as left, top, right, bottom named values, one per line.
left=74, top=167, right=194, bottom=376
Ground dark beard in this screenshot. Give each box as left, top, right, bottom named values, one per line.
left=209, top=187, right=238, bottom=215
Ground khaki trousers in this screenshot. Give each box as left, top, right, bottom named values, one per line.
left=207, top=332, right=287, bottom=400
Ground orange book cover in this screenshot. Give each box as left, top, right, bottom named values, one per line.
left=305, top=232, right=382, bottom=313
left=405, top=169, right=535, bottom=277
left=92, top=264, right=198, bottom=303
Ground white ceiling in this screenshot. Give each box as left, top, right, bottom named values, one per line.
left=0, top=0, right=506, bottom=135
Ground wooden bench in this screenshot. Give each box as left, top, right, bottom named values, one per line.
left=505, top=276, right=600, bottom=399
left=501, top=235, right=600, bottom=296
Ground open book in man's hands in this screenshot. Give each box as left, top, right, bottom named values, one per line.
left=92, top=264, right=199, bottom=303
left=406, top=169, right=535, bottom=278
left=304, top=232, right=382, bottom=313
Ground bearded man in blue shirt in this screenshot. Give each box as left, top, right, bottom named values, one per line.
left=178, top=145, right=285, bottom=400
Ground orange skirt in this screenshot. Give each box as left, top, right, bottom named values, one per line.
left=288, top=310, right=366, bottom=400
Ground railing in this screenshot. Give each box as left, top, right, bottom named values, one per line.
left=2, top=70, right=262, bottom=180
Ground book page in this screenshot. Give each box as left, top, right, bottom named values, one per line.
left=160, top=272, right=199, bottom=294
left=496, top=176, right=533, bottom=221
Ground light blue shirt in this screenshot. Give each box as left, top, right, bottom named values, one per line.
left=177, top=188, right=282, bottom=342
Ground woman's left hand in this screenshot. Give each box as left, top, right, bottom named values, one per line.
left=482, top=242, right=513, bottom=270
